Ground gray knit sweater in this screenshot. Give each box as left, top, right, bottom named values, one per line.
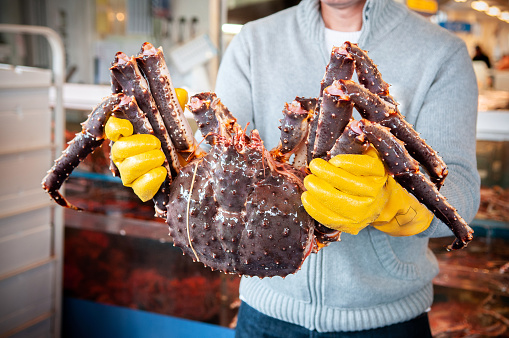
left=214, top=0, right=480, bottom=332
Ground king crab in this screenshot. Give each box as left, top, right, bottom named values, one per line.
left=42, top=41, right=473, bottom=277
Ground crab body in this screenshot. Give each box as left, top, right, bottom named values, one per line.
left=167, top=129, right=315, bottom=277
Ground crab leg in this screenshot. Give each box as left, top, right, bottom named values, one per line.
left=136, top=42, right=199, bottom=155
left=307, top=45, right=354, bottom=163
left=337, top=79, right=396, bottom=122
left=188, top=92, right=237, bottom=145
left=110, top=52, right=181, bottom=178
left=114, top=94, right=154, bottom=134
left=306, top=98, right=321, bottom=163
left=337, top=79, right=448, bottom=189
left=320, top=45, right=354, bottom=96
left=272, top=97, right=315, bottom=165
left=109, top=74, right=122, bottom=177
left=313, top=222, right=341, bottom=250
left=343, top=41, right=396, bottom=105
left=42, top=95, right=121, bottom=210
left=359, top=119, right=473, bottom=250
left=288, top=98, right=317, bottom=168
left=329, top=120, right=369, bottom=157
left=111, top=73, right=123, bottom=94
left=313, top=82, right=354, bottom=159
left=379, top=114, right=448, bottom=188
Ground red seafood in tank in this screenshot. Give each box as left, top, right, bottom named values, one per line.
left=42, top=41, right=473, bottom=277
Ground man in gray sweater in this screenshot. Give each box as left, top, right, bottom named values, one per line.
left=214, top=0, right=480, bottom=336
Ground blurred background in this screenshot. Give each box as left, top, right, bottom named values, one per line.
left=0, top=0, right=508, bottom=337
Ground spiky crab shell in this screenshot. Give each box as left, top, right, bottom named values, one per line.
left=166, top=130, right=315, bottom=278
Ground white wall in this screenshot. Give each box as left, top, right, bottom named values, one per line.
left=44, top=0, right=222, bottom=87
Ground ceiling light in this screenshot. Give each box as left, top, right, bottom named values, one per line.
left=487, top=6, right=501, bottom=16
left=222, top=24, right=243, bottom=35
left=500, top=11, right=509, bottom=21
left=471, top=1, right=489, bottom=11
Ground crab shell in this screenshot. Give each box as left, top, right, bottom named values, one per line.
left=166, top=128, right=316, bottom=278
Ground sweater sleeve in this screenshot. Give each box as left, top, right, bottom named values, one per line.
left=214, top=26, right=255, bottom=129
left=416, top=41, right=481, bottom=239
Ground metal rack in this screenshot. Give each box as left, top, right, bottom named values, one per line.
left=0, top=24, right=65, bottom=337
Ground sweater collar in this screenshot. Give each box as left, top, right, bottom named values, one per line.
left=298, top=0, right=408, bottom=50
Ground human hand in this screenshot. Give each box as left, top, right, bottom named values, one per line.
left=301, top=147, right=389, bottom=235
left=302, top=147, right=433, bottom=236
left=106, top=116, right=167, bottom=202
left=370, top=176, right=433, bottom=236
left=104, top=88, right=189, bottom=202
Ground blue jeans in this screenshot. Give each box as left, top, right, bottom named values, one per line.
left=235, top=302, right=432, bottom=338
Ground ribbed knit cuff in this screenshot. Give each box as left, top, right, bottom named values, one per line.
left=240, top=279, right=433, bottom=332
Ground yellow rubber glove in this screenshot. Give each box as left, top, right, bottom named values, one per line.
left=302, top=147, right=389, bottom=234
left=105, top=116, right=167, bottom=202
left=370, top=176, right=433, bottom=236
left=175, top=88, right=188, bottom=112
left=105, top=88, right=189, bottom=202
left=302, top=147, right=433, bottom=236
